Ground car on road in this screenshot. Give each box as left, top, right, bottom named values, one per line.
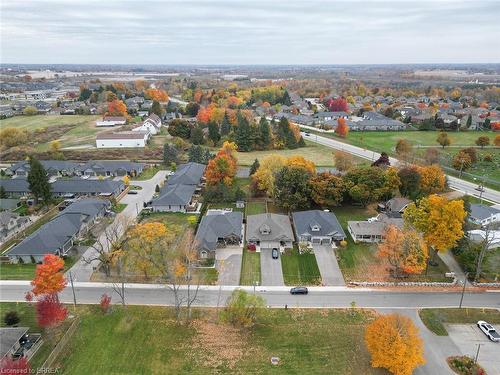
left=305, top=132, right=310, bottom=136
left=127, top=190, right=138, bottom=195
left=272, top=248, right=279, bottom=259
left=477, top=321, right=500, bottom=342
left=475, top=185, right=485, bottom=192
left=290, top=287, right=308, bottom=295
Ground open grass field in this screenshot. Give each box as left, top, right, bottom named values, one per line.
left=0, top=114, right=102, bottom=151
left=281, top=247, right=321, bottom=286
left=419, top=308, right=500, bottom=336
left=50, top=305, right=384, bottom=374
left=240, top=250, right=261, bottom=285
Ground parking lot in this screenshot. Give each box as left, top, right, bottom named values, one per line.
left=447, top=324, right=500, bottom=375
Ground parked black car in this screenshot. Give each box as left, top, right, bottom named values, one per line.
left=290, top=287, right=308, bottom=295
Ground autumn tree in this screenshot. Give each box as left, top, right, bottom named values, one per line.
left=31, top=254, right=66, bottom=296
left=0, top=356, right=31, bottom=374
left=404, top=195, right=466, bottom=253
left=286, top=155, right=316, bottom=175
left=475, top=136, right=490, bottom=149
left=365, top=314, right=425, bottom=375
left=436, top=132, right=451, bottom=148
left=23, top=106, right=38, bottom=116
left=36, top=293, right=68, bottom=328
left=333, top=150, right=353, bottom=172
left=378, top=226, right=428, bottom=276
left=344, top=166, right=388, bottom=205
left=395, top=139, right=413, bottom=161
left=273, top=166, right=312, bottom=211
left=251, top=155, right=286, bottom=195
left=326, top=97, right=349, bottom=112
left=107, top=100, right=128, bottom=117
left=197, top=105, right=213, bottom=124
left=453, top=151, right=472, bottom=175
left=398, top=166, right=421, bottom=200
left=168, top=119, right=191, bottom=139
left=494, top=134, right=500, bottom=147
left=27, top=157, right=52, bottom=205
left=221, top=289, right=266, bottom=328
left=309, top=172, right=348, bottom=208
left=372, top=152, right=391, bottom=168
left=205, top=142, right=238, bottom=186
left=335, top=117, right=349, bottom=138
left=416, top=164, right=446, bottom=195
left=144, top=88, right=169, bottom=102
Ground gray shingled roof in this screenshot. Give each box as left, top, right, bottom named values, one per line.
left=0, top=178, right=29, bottom=193
left=51, top=179, right=124, bottom=195
left=7, top=199, right=109, bottom=257
left=246, top=213, right=294, bottom=242
left=77, top=160, right=144, bottom=174
left=151, top=184, right=196, bottom=206
left=195, top=211, right=243, bottom=251
left=1, top=327, right=29, bottom=359
left=8, top=160, right=79, bottom=174
left=470, top=204, right=500, bottom=221
left=166, top=162, right=205, bottom=186
left=292, top=210, right=346, bottom=240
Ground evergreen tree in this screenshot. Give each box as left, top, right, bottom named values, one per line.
left=258, top=117, right=272, bottom=149
left=163, top=143, right=178, bottom=164
left=249, top=159, right=260, bottom=176
left=203, top=148, right=213, bottom=164
left=297, top=136, right=306, bottom=147
left=27, top=157, right=51, bottom=205
left=190, top=126, right=205, bottom=145
left=282, top=90, right=292, bottom=106
left=221, top=111, right=231, bottom=136
left=235, top=113, right=252, bottom=151
left=188, top=145, right=203, bottom=163
left=466, top=114, right=472, bottom=128
left=155, top=184, right=160, bottom=193
left=276, top=117, right=290, bottom=146
left=285, top=131, right=298, bottom=149
left=208, top=121, right=221, bottom=145
left=0, top=185, right=7, bottom=199
left=151, top=100, right=163, bottom=116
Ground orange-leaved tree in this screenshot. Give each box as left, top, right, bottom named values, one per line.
left=416, top=164, right=446, bottom=195
left=403, top=194, right=466, bottom=253
left=205, top=141, right=238, bottom=186
left=31, top=254, right=67, bottom=296
left=335, top=117, right=349, bottom=138
left=286, top=155, right=316, bottom=175
left=377, top=225, right=428, bottom=276
left=107, top=99, right=128, bottom=117
left=365, top=314, right=425, bottom=375
left=144, top=88, right=169, bottom=102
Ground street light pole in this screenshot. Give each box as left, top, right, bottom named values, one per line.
left=459, top=272, right=468, bottom=309
left=474, top=343, right=481, bottom=363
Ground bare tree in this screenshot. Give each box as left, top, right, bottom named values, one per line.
left=82, top=215, right=132, bottom=277
left=473, top=223, right=499, bottom=282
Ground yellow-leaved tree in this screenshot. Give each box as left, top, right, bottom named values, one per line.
left=365, top=314, right=425, bottom=375
left=251, top=155, right=286, bottom=195
left=416, top=165, right=446, bottom=195
left=403, top=194, right=466, bottom=253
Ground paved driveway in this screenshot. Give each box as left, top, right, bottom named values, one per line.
left=447, top=324, right=500, bottom=375
left=313, top=245, right=345, bottom=286
left=215, top=247, right=242, bottom=286
left=260, top=248, right=284, bottom=286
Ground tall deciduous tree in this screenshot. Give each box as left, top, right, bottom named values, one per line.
left=436, top=132, right=451, bottom=148
left=27, top=157, right=52, bottom=205
left=107, top=100, right=128, bottom=117
left=404, top=195, right=466, bottom=253
left=36, top=293, right=68, bottom=328
left=31, top=254, right=66, bottom=296
left=205, top=142, right=238, bottom=186
left=335, top=118, right=349, bottom=138
left=251, top=155, right=286, bottom=195
left=333, top=150, right=353, bottom=172
left=475, top=136, right=490, bottom=148
left=151, top=100, right=163, bottom=116
left=221, top=289, right=266, bottom=328
left=309, top=172, right=348, bottom=208
left=395, top=139, right=413, bottom=161
left=416, top=164, right=446, bottom=195
left=326, top=97, right=349, bottom=112
left=398, top=166, right=421, bottom=199
left=273, top=166, right=312, bottom=211
left=365, top=314, right=425, bottom=375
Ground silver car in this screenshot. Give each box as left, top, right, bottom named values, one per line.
left=477, top=321, right=500, bottom=342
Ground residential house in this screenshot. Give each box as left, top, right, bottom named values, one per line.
left=7, top=160, right=79, bottom=177
left=95, top=116, right=127, bottom=127
left=96, top=131, right=149, bottom=148
left=51, top=179, right=125, bottom=198
left=347, top=214, right=403, bottom=243
left=151, top=184, right=198, bottom=213
left=246, top=213, right=294, bottom=250
left=469, top=204, right=500, bottom=227
left=166, top=162, right=206, bottom=186
left=467, top=230, right=500, bottom=249
left=314, top=111, right=349, bottom=123
left=194, top=210, right=244, bottom=258
left=6, top=199, right=111, bottom=263
left=377, top=197, right=411, bottom=218
left=0, top=327, right=42, bottom=361
left=292, top=210, right=346, bottom=246
left=0, top=212, right=30, bottom=243
left=0, top=179, right=30, bottom=198
left=76, top=160, right=144, bottom=177
left=132, top=113, right=162, bottom=135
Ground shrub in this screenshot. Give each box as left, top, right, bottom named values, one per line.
left=3, top=311, right=20, bottom=326
left=100, top=294, right=111, bottom=314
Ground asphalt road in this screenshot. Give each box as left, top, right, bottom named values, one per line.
left=302, top=132, right=500, bottom=204
left=260, top=249, right=285, bottom=286
left=2, top=281, right=499, bottom=309
left=65, top=170, right=168, bottom=282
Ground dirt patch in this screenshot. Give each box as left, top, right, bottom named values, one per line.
left=189, top=320, right=256, bottom=371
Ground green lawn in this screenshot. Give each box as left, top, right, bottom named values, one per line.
left=139, top=211, right=197, bottom=229
left=245, top=201, right=266, bottom=216
left=281, top=247, right=321, bottom=286
left=419, top=308, right=500, bottom=336
left=240, top=250, right=261, bottom=285
left=112, top=203, right=127, bottom=213
left=132, top=165, right=165, bottom=181
left=0, top=256, right=77, bottom=280
left=0, top=302, right=76, bottom=370
left=51, top=305, right=383, bottom=374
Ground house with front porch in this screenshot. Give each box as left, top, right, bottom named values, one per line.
left=246, top=213, right=294, bottom=251
left=292, top=210, right=346, bottom=246
left=347, top=214, right=403, bottom=243
left=194, top=210, right=243, bottom=258
left=151, top=184, right=199, bottom=213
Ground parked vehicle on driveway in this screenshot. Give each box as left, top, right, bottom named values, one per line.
left=127, top=190, right=138, bottom=195
left=290, top=287, right=308, bottom=295
left=272, top=248, right=279, bottom=259
left=477, top=321, right=500, bottom=342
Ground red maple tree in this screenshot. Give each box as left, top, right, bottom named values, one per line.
left=0, top=356, right=31, bottom=374
left=326, top=97, right=349, bottom=112
left=36, top=293, right=68, bottom=328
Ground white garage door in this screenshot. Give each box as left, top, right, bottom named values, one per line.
left=261, top=241, right=280, bottom=249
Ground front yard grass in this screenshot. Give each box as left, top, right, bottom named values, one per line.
left=419, top=308, right=500, bottom=336
left=0, top=256, right=77, bottom=280
left=245, top=201, right=266, bottom=215
left=240, top=249, right=261, bottom=285
left=281, top=247, right=321, bottom=286
left=132, top=165, right=165, bottom=181
left=51, top=305, right=383, bottom=374
left=112, top=203, right=127, bottom=213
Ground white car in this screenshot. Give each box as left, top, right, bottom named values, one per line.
left=477, top=321, right=500, bottom=342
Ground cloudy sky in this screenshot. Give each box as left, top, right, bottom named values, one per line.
left=1, top=0, right=499, bottom=65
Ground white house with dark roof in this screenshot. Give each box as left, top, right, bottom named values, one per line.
left=96, top=131, right=149, bottom=148
left=132, top=113, right=162, bottom=135
left=469, top=204, right=500, bottom=227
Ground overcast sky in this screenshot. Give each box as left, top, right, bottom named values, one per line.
left=1, top=0, right=499, bottom=65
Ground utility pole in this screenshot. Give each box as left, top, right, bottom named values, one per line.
left=459, top=272, right=468, bottom=309
left=474, top=343, right=481, bottom=363
left=69, top=271, right=77, bottom=308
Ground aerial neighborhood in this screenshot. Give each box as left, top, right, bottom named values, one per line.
left=1, top=63, right=500, bottom=374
